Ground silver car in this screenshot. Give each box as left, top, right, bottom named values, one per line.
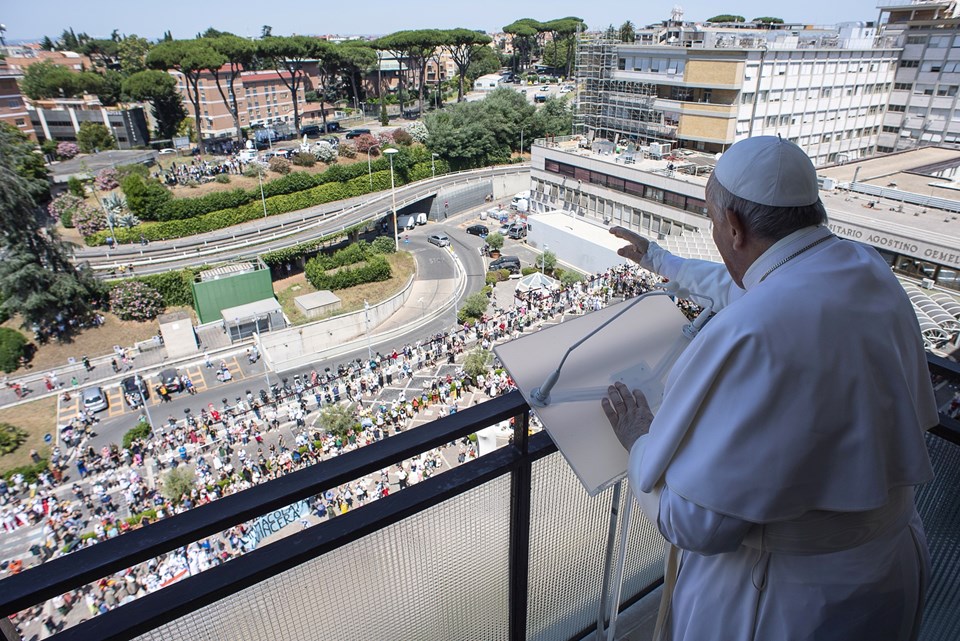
left=428, top=234, right=450, bottom=247
left=81, top=386, right=109, bottom=413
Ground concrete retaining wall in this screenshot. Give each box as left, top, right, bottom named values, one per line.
left=260, top=275, right=414, bottom=372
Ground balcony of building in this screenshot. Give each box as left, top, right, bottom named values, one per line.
left=0, top=354, right=958, bottom=641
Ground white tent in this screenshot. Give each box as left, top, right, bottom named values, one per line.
left=514, top=272, right=559, bottom=296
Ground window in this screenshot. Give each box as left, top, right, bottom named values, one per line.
left=937, top=86, right=958, bottom=97
left=877, top=145, right=894, bottom=153
left=740, top=92, right=755, bottom=104
left=7, top=99, right=18, bottom=108
left=883, top=125, right=899, bottom=133
left=899, top=60, right=919, bottom=68
left=920, top=62, right=943, bottom=73
left=765, top=115, right=777, bottom=127
left=14, top=118, right=24, bottom=126
left=905, top=35, right=927, bottom=45
left=618, top=58, right=626, bottom=70
left=820, top=87, right=832, bottom=98
left=929, top=35, right=951, bottom=48
left=888, top=104, right=906, bottom=112
left=894, top=82, right=912, bottom=91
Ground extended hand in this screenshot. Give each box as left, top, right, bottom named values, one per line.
left=609, top=226, right=650, bottom=265
left=601, top=381, right=654, bottom=451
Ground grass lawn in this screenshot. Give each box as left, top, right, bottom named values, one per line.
left=2, top=306, right=197, bottom=374
left=0, top=395, right=58, bottom=474
left=275, top=252, right=416, bottom=325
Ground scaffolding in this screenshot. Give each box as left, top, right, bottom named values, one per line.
left=573, top=35, right=677, bottom=147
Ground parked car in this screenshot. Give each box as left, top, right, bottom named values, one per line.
left=508, top=224, right=527, bottom=239
left=324, top=122, right=342, bottom=133
left=158, top=368, right=182, bottom=393
left=427, top=233, right=450, bottom=247
left=158, top=148, right=176, bottom=155
left=300, top=124, right=321, bottom=138
left=466, top=224, right=489, bottom=237
left=81, top=386, right=108, bottom=413
left=396, top=214, right=417, bottom=230
left=120, top=375, right=149, bottom=408
left=540, top=85, right=550, bottom=91
left=534, top=94, right=547, bottom=103
left=488, top=255, right=521, bottom=274
left=344, top=128, right=372, bottom=139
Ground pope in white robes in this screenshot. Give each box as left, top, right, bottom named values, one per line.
left=603, top=136, right=938, bottom=641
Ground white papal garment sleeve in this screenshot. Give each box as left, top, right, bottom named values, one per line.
left=640, top=243, right=744, bottom=312
left=629, top=434, right=753, bottom=554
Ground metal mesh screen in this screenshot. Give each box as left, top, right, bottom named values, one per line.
left=918, top=432, right=960, bottom=641
left=526, top=452, right=666, bottom=641
left=134, top=476, right=512, bottom=641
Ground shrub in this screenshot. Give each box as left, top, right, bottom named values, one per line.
left=128, top=268, right=198, bottom=307
left=243, top=164, right=265, bottom=178
left=121, top=175, right=172, bottom=220
left=161, top=466, right=196, bottom=504
left=374, top=130, right=394, bottom=147
left=370, top=236, right=397, bottom=254
left=116, top=163, right=150, bottom=181
left=110, top=280, right=165, bottom=321
left=459, top=291, right=489, bottom=322
left=56, top=141, right=79, bottom=160
left=72, top=204, right=108, bottom=237
left=305, top=254, right=391, bottom=290
left=291, top=152, right=316, bottom=167
left=521, top=266, right=538, bottom=276
left=338, top=144, right=357, bottom=159
left=48, top=193, right=83, bottom=228
left=318, top=403, right=357, bottom=438
left=0, top=328, right=28, bottom=373
left=393, top=129, right=413, bottom=146
left=122, top=418, right=152, bottom=449
left=67, top=176, right=85, bottom=198
left=214, top=174, right=231, bottom=184
left=560, top=270, right=584, bottom=287
left=463, top=349, right=492, bottom=380
left=0, top=424, right=28, bottom=455
left=485, top=271, right=499, bottom=286
left=95, top=168, right=120, bottom=191
left=354, top=134, right=379, bottom=154
left=268, top=157, right=292, bottom=175
left=315, top=145, right=337, bottom=163
left=406, top=121, right=429, bottom=144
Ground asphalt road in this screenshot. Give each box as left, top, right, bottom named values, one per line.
left=81, top=221, right=490, bottom=450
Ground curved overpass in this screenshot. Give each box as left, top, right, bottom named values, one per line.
left=79, top=164, right=530, bottom=276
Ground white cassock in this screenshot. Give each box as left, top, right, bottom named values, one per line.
left=628, top=225, right=938, bottom=641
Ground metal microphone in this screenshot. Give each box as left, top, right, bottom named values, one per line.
left=530, top=289, right=671, bottom=407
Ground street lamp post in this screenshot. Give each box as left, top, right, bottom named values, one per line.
left=384, top=147, right=400, bottom=251
left=136, top=376, right=154, bottom=431
left=363, top=300, right=373, bottom=361
left=542, top=243, right=548, bottom=273
left=257, top=166, right=268, bottom=218
left=431, top=152, right=438, bottom=178
left=255, top=316, right=270, bottom=389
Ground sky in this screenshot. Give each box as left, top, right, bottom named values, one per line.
left=3, top=1, right=888, bottom=42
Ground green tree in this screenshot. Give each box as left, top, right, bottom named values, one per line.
left=257, top=36, right=327, bottom=133
left=208, top=35, right=255, bottom=143
left=19, top=60, right=103, bottom=100
left=485, top=232, right=504, bottom=251
left=753, top=16, right=785, bottom=24
left=0, top=136, right=102, bottom=335
left=442, top=28, right=493, bottom=102
left=540, top=250, right=557, bottom=273
left=0, top=329, right=28, bottom=373
left=0, top=123, right=50, bottom=204
left=459, top=291, right=489, bottom=322
left=121, top=174, right=171, bottom=219
left=707, top=14, right=746, bottom=22
left=81, top=39, right=120, bottom=69
left=318, top=402, right=357, bottom=438
left=503, top=20, right=540, bottom=72
left=337, top=42, right=378, bottom=108
left=96, top=69, right=124, bottom=106
left=532, top=96, right=573, bottom=139
left=374, top=30, right=446, bottom=119
left=161, top=465, right=195, bottom=504
left=543, top=17, right=585, bottom=78
left=619, top=21, right=636, bottom=43
left=122, top=69, right=187, bottom=139
left=76, top=122, right=116, bottom=153
left=463, top=348, right=492, bottom=380
left=117, top=35, right=151, bottom=75
left=147, top=40, right=226, bottom=154
left=465, top=44, right=501, bottom=83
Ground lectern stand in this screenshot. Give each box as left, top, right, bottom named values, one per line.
left=495, top=293, right=691, bottom=640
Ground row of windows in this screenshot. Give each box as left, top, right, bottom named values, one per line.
left=901, top=60, right=960, bottom=73
left=745, top=59, right=894, bottom=80
left=542, top=160, right=708, bottom=217
left=532, top=179, right=698, bottom=237
left=741, top=83, right=891, bottom=104
left=904, top=34, right=960, bottom=48
left=912, top=84, right=959, bottom=96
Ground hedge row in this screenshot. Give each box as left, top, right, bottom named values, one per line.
left=143, top=146, right=438, bottom=222
left=305, top=254, right=391, bottom=291
left=3, top=458, right=49, bottom=484
left=311, top=241, right=370, bottom=270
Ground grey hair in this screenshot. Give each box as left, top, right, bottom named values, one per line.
left=705, top=174, right=828, bottom=242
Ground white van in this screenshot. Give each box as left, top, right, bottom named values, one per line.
left=510, top=191, right=531, bottom=210
left=396, top=214, right=416, bottom=230
left=414, top=213, right=428, bottom=226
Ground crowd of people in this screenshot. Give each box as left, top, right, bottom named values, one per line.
left=2, top=262, right=682, bottom=636
left=154, top=152, right=253, bottom=187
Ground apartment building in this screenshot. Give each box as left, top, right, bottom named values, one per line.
left=875, top=0, right=960, bottom=150
left=576, top=21, right=899, bottom=167
left=0, top=45, right=93, bottom=73
left=28, top=99, right=149, bottom=149
left=170, top=68, right=308, bottom=140
left=0, top=60, right=36, bottom=140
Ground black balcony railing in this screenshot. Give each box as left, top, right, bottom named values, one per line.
left=1, top=355, right=959, bottom=641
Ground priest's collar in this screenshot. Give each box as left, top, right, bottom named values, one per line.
left=741, top=225, right=833, bottom=291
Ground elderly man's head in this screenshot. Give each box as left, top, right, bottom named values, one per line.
left=705, top=137, right=827, bottom=286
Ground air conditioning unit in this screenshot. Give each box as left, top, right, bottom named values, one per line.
left=920, top=278, right=935, bottom=289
